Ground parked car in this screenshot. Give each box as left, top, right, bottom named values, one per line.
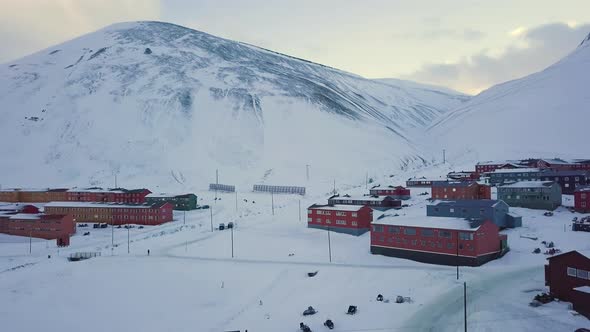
left=200, top=205, right=210, bottom=209
left=93, top=224, right=100, bottom=229
left=543, top=211, right=554, bottom=217
left=100, top=223, right=108, bottom=228
left=138, top=226, right=144, bottom=229
left=83, top=232, right=90, bottom=236
left=218, top=223, right=225, bottom=230
left=227, top=222, right=234, bottom=229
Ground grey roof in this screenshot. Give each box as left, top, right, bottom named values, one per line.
left=429, top=199, right=501, bottom=208
left=539, top=170, right=589, bottom=177
left=499, top=181, right=555, bottom=189
left=432, top=181, right=477, bottom=188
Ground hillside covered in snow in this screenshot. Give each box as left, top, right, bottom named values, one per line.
left=426, top=32, right=590, bottom=162
left=0, top=21, right=467, bottom=190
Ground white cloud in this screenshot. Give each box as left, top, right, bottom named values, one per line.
left=404, top=22, right=590, bottom=94
left=0, top=0, right=160, bottom=63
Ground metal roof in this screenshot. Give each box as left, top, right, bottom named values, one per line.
left=431, top=181, right=477, bottom=188
left=429, top=199, right=501, bottom=208
left=372, top=214, right=481, bottom=231
left=499, top=181, right=555, bottom=189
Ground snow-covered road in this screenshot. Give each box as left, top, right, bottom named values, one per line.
left=405, top=266, right=585, bottom=331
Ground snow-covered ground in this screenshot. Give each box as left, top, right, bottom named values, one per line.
left=1, top=162, right=589, bottom=332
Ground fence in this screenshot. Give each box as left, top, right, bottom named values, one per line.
left=253, top=184, right=306, bottom=195
left=209, top=184, right=236, bottom=192
left=68, top=252, right=101, bottom=262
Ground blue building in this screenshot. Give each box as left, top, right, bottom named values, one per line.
left=426, top=199, right=522, bottom=228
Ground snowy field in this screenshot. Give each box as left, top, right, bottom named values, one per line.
left=1, top=164, right=590, bottom=332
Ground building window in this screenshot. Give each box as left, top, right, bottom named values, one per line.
left=307, top=217, right=312, bottom=222
left=582, top=202, right=587, bottom=208
left=582, top=193, right=587, bottom=199
left=351, top=221, right=357, bottom=226
left=411, top=240, right=417, bottom=246
left=326, top=219, right=331, bottom=224
left=449, top=208, right=454, bottom=213
left=421, top=229, right=434, bottom=237
left=439, top=230, right=452, bottom=238
left=336, top=220, right=346, bottom=225
left=404, top=228, right=416, bottom=236
left=447, top=243, right=454, bottom=249
left=459, top=232, right=473, bottom=240
left=316, top=218, right=321, bottom=223
left=388, top=226, right=400, bottom=234
left=373, top=225, right=383, bottom=232
left=567, top=267, right=577, bottom=277
left=351, top=213, right=358, bottom=217
left=577, top=269, right=589, bottom=280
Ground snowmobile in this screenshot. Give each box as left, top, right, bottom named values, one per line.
left=376, top=294, right=384, bottom=302
left=532, top=248, right=541, bottom=254
left=307, top=271, right=318, bottom=277
left=302, top=306, right=317, bottom=316
left=346, top=305, right=357, bottom=315
left=299, top=322, right=312, bottom=332
left=324, top=319, right=334, bottom=329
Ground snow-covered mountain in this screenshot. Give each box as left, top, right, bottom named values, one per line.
left=0, top=21, right=467, bottom=190
left=427, top=32, right=590, bottom=162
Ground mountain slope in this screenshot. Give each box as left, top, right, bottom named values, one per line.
left=426, top=33, right=590, bottom=161
left=0, top=21, right=466, bottom=190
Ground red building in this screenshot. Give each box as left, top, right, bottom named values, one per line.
left=369, top=186, right=411, bottom=200
left=307, top=204, right=373, bottom=236
left=66, top=188, right=152, bottom=204
left=475, top=161, right=525, bottom=174
left=536, top=158, right=590, bottom=171
left=545, top=251, right=590, bottom=319
left=431, top=181, right=491, bottom=200
left=328, top=195, right=401, bottom=209
left=370, top=215, right=508, bottom=266
left=0, top=207, right=74, bottom=246
left=574, top=186, right=590, bottom=213
left=44, top=201, right=174, bottom=226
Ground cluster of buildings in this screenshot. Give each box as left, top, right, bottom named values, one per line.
left=307, top=184, right=515, bottom=266
left=0, top=187, right=200, bottom=246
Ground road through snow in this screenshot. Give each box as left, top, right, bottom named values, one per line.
left=405, top=266, right=582, bottom=332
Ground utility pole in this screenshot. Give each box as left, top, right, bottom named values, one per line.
left=443, top=149, right=446, bottom=164
left=112, top=220, right=114, bottom=248
left=231, top=226, right=234, bottom=258
left=210, top=206, right=214, bottom=232
left=271, top=191, right=275, bottom=216
left=114, top=174, right=118, bottom=188
left=333, top=179, right=336, bottom=195
left=464, top=282, right=467, bottom=332
left=298, top=200, right=301, bottom=222
left=215, top=169, right=219, bottom=202
left=127, top=226, right=130, bottom=254
left=29, top=229, right=32, bottom=255
left=327, top=227, right=332, bottom=263
left=306, top=164, right=310, bottom=181
left=183, top=210, right=186, bottom=225
left=456, top=233, right=460, bottom=280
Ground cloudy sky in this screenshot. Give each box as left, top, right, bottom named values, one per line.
left=1, top=0, right=589, bottom=94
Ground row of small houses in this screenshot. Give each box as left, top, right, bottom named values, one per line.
left=0, top=187, right=199, bottom=211
left=0, top=201, right=176, bottom=245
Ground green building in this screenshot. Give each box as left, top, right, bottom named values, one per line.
left=145, top=193, right=198, bottom=211
left=497, top=181, right=562, bottom=210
